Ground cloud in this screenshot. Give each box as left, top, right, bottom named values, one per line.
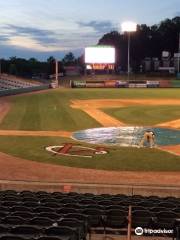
left=6, top=36, right=69, bottom=52
left=78, top=20, right=115, bottom=34
left=5, top=24, right=58, bottom=44
left=0, top=21, right=111, bottom=58
left=0, top=23, right=100, bottom=54
left=0, top=24, right=72, bottom=52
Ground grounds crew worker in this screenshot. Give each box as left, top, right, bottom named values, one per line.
left=139, top=130, right=156, bottom=148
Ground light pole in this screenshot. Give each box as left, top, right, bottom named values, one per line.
left=178, top=32, right=180, bottom=74
left=121, top=21, right=137, bottom=80
left=55, top=59, right=59, bottom=87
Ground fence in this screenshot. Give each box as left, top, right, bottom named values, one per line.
left=71, top=79, right=180, bottom=88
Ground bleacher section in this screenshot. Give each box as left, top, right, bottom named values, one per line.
left=0, top=75, right=41, bottom=90
left=0, top=190, right=179, bottom=239
left=0, top=75, right=50, bottom=96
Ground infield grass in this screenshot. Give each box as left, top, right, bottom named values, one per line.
left=103, top=105, right=180, bottom=127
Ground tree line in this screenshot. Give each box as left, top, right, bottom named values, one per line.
left=0, top=16, right=180, bottom=78
left=0, top=53, right=81, bottom=79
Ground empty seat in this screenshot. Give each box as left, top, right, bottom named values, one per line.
left=11, top=211, right=35, bottom=219
left=22, top=197, right=38, bottom=202
left=132, top=206, right=147, bottom=211
left=154, top=211, right=179, bottom=229
left=10, top=206, right=32, bottom=213
left=150, top=207, right=167, bottom=213
left=0, top=235, right=27, bottom=240
left=1, top=190, right=17, bottom=196
left=45, top=226, right=78, bottom=240
left=42, top=202, right=61, bottom=209
left=37, top=237, right=65, bottom=240
left=0, top=225, right=10, bottom=234
left=33, top=207, right=54, bottom=213
left=64, top=214, right=90, bottom=233
left=2, top=216, right=26, bottom=225
left=82, top=208, right=104, bottom=228
left=29, top=217, right=55, bottom=227
left=57, top=208, right=78, bottom=215
left=19, top=190, right=34, bottom=196
left=98, top=200, right=114, bottom=207
left=38, top=212, right=61, bottom=220
left=22, top=201, right=40, bottom=208
left=83, top=204, right=104, bottom=210
left=2, top=197, right=21, bottom=202
left=40, top=198, right=59, bottom=204
left=132, top=210, right=153, bottom=228
left=1, top=202, right=20, bottom=208
left=63, top=203, right=81, bottom=209
left=0, top=211, right=9, bottom=218
left=158, top=202, right=177, bottom=209
left=78, top=199, right=97, bottom=205
left=105, top=205, right=128, bottom=211
left=105, top=209, right=128, bottom=232
left=10, top=225, right=42, bottom=238
left=58, top=218, right=87, bottom=240
left=58, top=198, right=77, bottom=204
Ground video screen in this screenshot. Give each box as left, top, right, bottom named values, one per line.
left=85, top=46, right=115, bottom=64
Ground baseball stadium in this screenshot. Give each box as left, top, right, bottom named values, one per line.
left=0, top=70, right=180, bottom=239
left=0, top=3, right=180, bottom=239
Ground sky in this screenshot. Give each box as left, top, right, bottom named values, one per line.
left=0, top=0, right=179, bottom=60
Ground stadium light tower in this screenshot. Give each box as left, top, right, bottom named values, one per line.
left=178, top=32, right=180, bottom=74
left=55, top=59, right=59, bottom=87
left=121, top=21, right=137, bottom=80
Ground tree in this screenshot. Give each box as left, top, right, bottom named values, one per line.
left=9, top=64, right=17, bottom=75
left=47, top=56, right=55, bottom=63
left=98, top=16, right=180, bottom=72
left=62, top=52, right=76, bottom=65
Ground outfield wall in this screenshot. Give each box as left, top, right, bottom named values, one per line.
left=0, top=84, right=50, bottom=97
left=71, top=80, right=180, bottom=88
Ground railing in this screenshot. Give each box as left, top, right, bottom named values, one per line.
left=127, top=206, right=132, bottom=240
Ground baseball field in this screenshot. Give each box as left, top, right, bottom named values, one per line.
left=0, top=88, right=179, bottom=179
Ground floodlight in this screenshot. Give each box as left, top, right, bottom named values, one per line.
left=121, top=21, right=137, bottom=32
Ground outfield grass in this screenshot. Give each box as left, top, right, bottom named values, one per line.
left=103, top=105, right=180, bottom=126
left=0, top=136, right=179, bottom=171
left=0, top=88, right=180, bottom=131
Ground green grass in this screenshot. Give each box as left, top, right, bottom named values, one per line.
left=0, top=136, right=179, bottom=171
left=0, top=88, right=180, bottom=171
left=103, top=105, right=180, bottom=126
left=1, top=88, right=180, bottom=131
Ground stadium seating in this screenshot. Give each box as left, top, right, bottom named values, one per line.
left=0, top=190, right=179, bottom=239
left=0, top=76, right=40, bottom=91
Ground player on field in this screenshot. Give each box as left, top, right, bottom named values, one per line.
left=139, top=130, right=156, bottom=148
